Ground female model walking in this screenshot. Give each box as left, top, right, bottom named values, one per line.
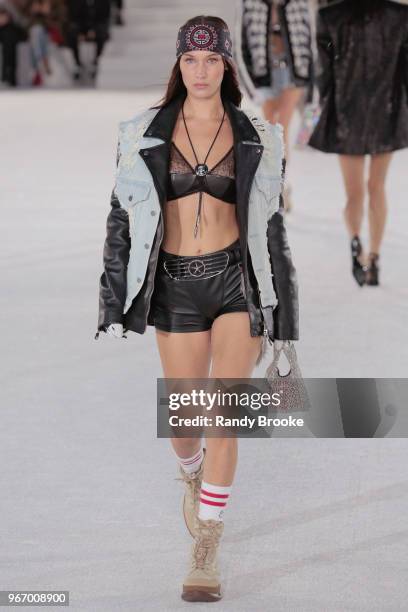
left=309, top=0, right=408, bottom=286
left=235, top=0, right=313, bottom=211
left=95, top=15, right=298, bottom=602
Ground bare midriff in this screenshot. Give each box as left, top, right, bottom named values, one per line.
left=162, top=192, right=239, bottom=256
left=270, top=4, right=284, bottom=55
left=161, top=114, right=239, bottom=256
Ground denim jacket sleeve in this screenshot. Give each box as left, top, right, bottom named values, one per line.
left=95, top=137, right=131, bottom=337
left=266, top=160, right=299, bottom=341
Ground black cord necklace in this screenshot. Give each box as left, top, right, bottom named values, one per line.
left=181, top=102, right=226, bottom=238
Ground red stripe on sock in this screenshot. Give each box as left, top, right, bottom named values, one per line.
left=181, top=452, right=202, bottom=465
left=201, top=488, right=229, bottom=499
left=200, top=497, right=226, bottom=507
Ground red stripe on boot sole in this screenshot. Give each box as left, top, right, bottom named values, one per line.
left=200, top=497, right=227, bottom=507
left=201, top=488, right=229, bottom=498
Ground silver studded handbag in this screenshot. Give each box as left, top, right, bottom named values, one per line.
left=264, top=341, right=311, bottom=413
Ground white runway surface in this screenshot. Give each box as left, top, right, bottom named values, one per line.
left=1, top=90, right=408, bottom=610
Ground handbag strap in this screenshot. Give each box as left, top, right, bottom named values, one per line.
left=265, top=341, right=302, bottom=379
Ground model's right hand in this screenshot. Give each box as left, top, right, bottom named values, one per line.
left=106, top=323, right=125, bottom=338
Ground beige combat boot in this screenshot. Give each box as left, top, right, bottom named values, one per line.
left=175, top=448, right=205, bottom=538
left=181, top=516, right=224, bottom=602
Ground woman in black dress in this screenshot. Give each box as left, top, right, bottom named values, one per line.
left=309, top=0, right=408, bottom=286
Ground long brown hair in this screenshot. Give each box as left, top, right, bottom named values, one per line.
left=150, top=15, right=243, bottom=110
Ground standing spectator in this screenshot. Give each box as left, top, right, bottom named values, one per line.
left=27, top=0, right=52, bottom=86
left=47, top=0, right=67, bottom=47
left=65, top=0, right=111, bottom=81
left=309, top=0, right=408, bottom=286
left=111, top=0, right=124, bottom=26
left=0, top=2, right=27, bottom=86
left=234, top=0, right=314, bottom=211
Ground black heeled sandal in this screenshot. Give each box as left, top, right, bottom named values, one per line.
left=365, top=252, right=380, bottom=286
left=350, top=236, right=366, bottom=287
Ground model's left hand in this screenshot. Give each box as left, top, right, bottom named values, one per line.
left=106, top=323, right=126, bottom=338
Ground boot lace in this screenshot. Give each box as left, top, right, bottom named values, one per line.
left=175, top=464, right=203, bottom=505
left=192, top=523, right=222, bottom=570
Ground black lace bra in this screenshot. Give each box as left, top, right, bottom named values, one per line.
left=167, top=141, right=236, bottom=204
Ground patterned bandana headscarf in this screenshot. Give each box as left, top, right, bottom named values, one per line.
left=176, top=18, right=233, bottom=60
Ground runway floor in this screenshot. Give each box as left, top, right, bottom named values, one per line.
left=1, top=89, right=407, bottom=610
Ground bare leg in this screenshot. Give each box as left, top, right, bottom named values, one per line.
left=43, top=56, right=52, bottom=75
left=155, top=329, right=211, bottom=459
left=338, top=155, right=369, bottom=285
left=262, top=88, right=304, bottom=159
left=262, top=96, right=280, bottom=127
left=367, top=152, right=393, bottom=255
left=338, top=155, right=366, bottom=256
left=156, top=313, right=261, bottom=486
left=204, top=312, right=262, bottom=487
left=274, top=87, right=305, bottom=164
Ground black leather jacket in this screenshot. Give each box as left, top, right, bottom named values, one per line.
left=96, top=94, right=299, bottom=342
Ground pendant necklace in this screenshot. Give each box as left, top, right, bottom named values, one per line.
left=181, top=102, right=226, bottom=238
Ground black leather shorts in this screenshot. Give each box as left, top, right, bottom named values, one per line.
left=150, top=238, right=249, bottom=333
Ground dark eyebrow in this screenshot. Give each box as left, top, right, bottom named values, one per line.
left=184, top=53, right=220, bottom=58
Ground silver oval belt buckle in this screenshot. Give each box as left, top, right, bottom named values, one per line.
left=163, top=251, right=230, bottom=281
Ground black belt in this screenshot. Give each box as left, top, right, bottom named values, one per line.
left=159, top=244, right=241, bottom=281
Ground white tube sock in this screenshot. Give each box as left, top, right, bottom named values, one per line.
left=176, top=446, right=204, bottom=475
left=198, top=480, right=231, bottom=522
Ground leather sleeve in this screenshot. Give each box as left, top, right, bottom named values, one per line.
left=96, top=149, right=130, bottom=334
left=267, top=188, right=299, bottom=341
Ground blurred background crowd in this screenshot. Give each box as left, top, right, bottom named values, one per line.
left=0, top=0, right=124, bottom=87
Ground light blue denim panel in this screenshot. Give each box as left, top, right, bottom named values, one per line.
left=253, top=119, right=284, bottom=217
left=255, top=65, right=295, bottom=102
left=114, top=176, right=156, bottom=313
left=113, top=109, right=163, bottom=313
left=116, top=109, right=161, bottom=180
left=253, top=50, right=297, bottom=104
left=29, top=24, right=49, bottom=66
left=248, top=176, right=280, bottom=309
left=245, top=115, right=284, bottom=309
